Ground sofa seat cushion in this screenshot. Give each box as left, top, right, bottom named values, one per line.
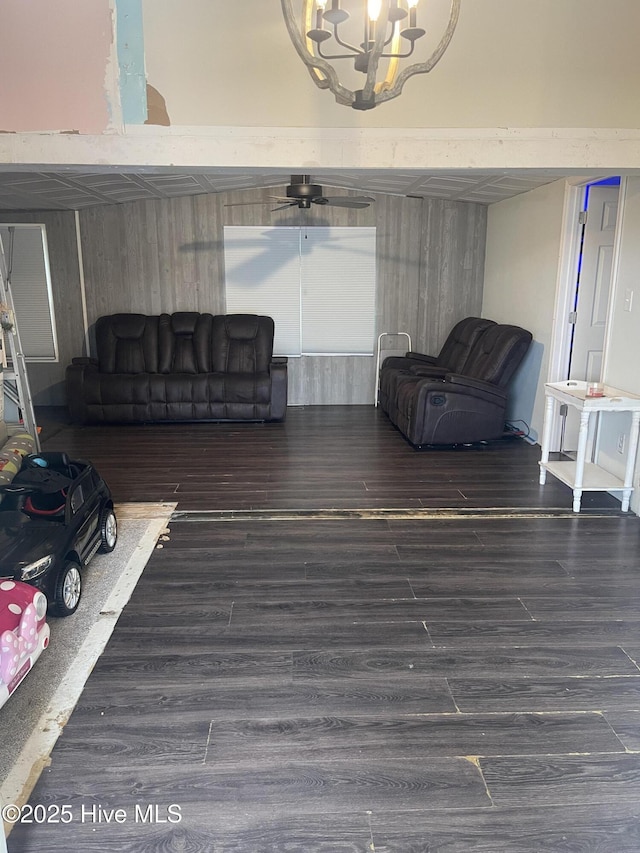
left=151, top=373, right=272, bottom=405
left=208, top=373, right=272, bottom=404
left=81, top=372, right=274, bottom=405
left=83, top=373, right=151, bottom=405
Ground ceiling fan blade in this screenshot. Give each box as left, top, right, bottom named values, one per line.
left=271, top=202, right=298, bottom=211
left=224, top=196, right=292, bottom=208
left=223, top=201, right=278, bottom=207
left=321, top=196, right=374, bottom=209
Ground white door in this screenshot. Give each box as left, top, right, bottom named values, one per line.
left=569, top=186, right=619, bottom=383
left=563, top=184, right=619, bottom=449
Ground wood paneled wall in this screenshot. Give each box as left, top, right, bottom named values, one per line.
left=76, top=186, right=486, bottom=406
left=0, top=210, right=83, bottom=405
left=3, top=188, right=487, bottom=406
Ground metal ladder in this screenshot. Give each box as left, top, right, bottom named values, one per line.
left=0, top=228, right=40, bottom=450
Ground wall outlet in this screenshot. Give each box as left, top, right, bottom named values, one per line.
left=624, top=289, right=634, bottom=312
left=617, top=433, right=626, bottom=454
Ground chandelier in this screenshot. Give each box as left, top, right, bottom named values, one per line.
left=281, top=0, right=460, bottom=110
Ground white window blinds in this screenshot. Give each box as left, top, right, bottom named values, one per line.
left=300, top=227, right=376, bottom=355
left=224, top=226, right=376, bottom=357
left=223, top=227, right=302, bottom=355
left=0, top=224, right=58, bottom=361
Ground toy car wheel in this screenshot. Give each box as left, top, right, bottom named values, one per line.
left=99, top=508, right=118, bottom=553
left=51, top=560, right=82, bottom=617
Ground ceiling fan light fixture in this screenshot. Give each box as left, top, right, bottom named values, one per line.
left=286, top=176, right=324, bottom=200
left=224, top=175, right=375, bottom=212
left=281, top=0, right=460, bottom=110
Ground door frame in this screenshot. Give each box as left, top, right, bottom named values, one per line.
left=547, top=176, right=622, bottom=450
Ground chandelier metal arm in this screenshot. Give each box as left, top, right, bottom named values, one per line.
left=379, top=44, right=416, bottom=60
left=328, top=24, right=364, bottom=59
left=329, top=23, right=365, bottom=55
left=281, top=0, right=357, bottom=104
left=318, top=48, right=364, bottom=59
left=317, top=44, right=415, bottom=60
left=318, top=16, right=404, bottom=59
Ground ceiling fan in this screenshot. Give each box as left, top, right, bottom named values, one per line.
left=224, top=175, right=375, bottom=211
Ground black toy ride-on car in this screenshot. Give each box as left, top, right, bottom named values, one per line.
left=0, top=452, right=117, bottom=616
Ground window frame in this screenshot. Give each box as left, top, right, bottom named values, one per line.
left=0, top=223, right=59, bottom=363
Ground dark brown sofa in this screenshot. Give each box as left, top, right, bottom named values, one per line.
left=379, top=319, right=532, bottom=447
left=66, top=313, right=287, bottom=424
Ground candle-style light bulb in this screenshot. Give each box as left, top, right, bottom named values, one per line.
left=368, top=0, right=382, bottom=21
left=407, top=0, right=419, bottom=27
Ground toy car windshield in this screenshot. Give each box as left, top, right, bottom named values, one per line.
left=1, top=468, right=72, bottom=517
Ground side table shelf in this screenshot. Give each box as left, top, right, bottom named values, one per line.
left=539, top=380, right=640, bottom=512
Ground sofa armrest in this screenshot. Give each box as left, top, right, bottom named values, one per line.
left=405, top=352, right=437, bottom=365
left=66, top=360, right=98, bottom=424
left=444, top=373, right=507, bottom=401
left=381, top=352, right=437, bottom=372
left=409, top=364, right=448, bottom=378
left=269, top=358, right=288, bottom=421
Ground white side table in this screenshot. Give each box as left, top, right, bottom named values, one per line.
left=539, top=380, right=640, bottom=512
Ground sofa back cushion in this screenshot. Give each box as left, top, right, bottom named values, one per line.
left=158, top=312, right=213, bottom=374
left=94, top=312, right=276, bottom=375
left=436, top=317, right=496, bottom=371
left=95, top=314, right=160, bottom=374
left=460, top=323, right=533, bottom=387
left=210, top=315, right=274, bottom=374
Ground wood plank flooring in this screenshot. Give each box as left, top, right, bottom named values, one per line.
left=7, top=406, right=640, bottom=851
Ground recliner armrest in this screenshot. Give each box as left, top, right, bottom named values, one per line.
left=271, top=357, right=288, bottom=365
left=405, top=352, right=437, bottom=365
left=381, top=352, right=437, bottom=372
left=444, top=373, right=507, bottom=400
left=409, top=365, right=448, bottom=378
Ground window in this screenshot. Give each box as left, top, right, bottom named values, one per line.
left=70, top=484, right=84, bottom=514
left=0, top=224, right=58, bottom=361
left=224, top=226, right=376, bottom=356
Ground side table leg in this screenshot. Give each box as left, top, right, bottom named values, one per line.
left=572, top=409, right=591, bottom=513
left=621, top=412, right=640, bottom=512
left=539, top=394, right=555, bottom=485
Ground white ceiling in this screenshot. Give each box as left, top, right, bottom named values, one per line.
left=0, top=167, right=569, bottom=211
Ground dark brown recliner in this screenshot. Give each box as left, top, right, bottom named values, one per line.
left=381, top=323, right=532, bottom=447
left=377, top=317, right=496, bottom=412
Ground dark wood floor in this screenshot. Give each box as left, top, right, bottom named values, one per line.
left=8, top=406, right=640, bottom=851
